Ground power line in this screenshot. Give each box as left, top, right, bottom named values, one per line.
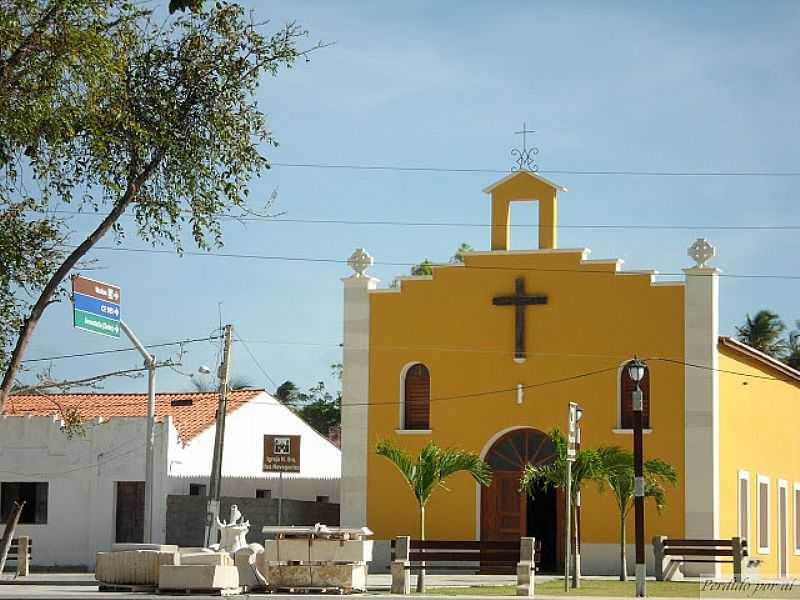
left=8, top=354, right=794, bottom=415
left=46, top=210, right=800, bottom=231
left=21, top=335, right=221, bottom=364
left=270, top=162, right=800, bottom=178
left=73, top=245, right=800, bottom=280
left=234, top=331, right=277, bottom=391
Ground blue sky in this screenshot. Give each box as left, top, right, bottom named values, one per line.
left=21, top=0, right=800, bottom=396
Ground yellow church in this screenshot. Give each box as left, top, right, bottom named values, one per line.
left=339, top=169, right=800, bottom=578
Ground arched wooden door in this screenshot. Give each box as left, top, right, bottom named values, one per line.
left=480, top=428, right=556, bottom=541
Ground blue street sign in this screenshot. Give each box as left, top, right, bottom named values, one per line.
left=73, top=292, right=121, bottom=321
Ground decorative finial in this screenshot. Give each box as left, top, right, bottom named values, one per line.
left=688, top=238, right=716, bottom=268
left=347, top=248, right=373, bottom=277
left=511, top=122, right=539, bottom=172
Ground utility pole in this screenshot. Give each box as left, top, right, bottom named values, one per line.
left=628, top=357, right=648, bottom=598
left=564, top=402, right=583, bottom=591
left=205, top=324, right=233, bottom=546
left=119, top=320, right=156, bottom=544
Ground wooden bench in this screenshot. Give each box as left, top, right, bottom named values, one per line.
left=390, top=537, right=541, bottom=595
left=390, top=538, right=541, bottom=574
left=3, top=537, right=32, bottom=576
left=653, top=536, right=748, bottom=582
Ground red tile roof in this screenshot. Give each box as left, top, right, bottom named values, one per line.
left=3, top=389, right=264, bottom=442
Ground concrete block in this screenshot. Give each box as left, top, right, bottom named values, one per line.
left=180, top=552, right=233, bottom=566
left=262, top=540, right=279, bottom=563
left=265, top=564, right=312, bottom=587
left=519, top=537, right=535, bottom=562
left=276, top=538, right=311, bottom=561
left=158, top=565, right=239, bottom=592
left=96, top=550, right=178, bottom=585
left=111, top=543, right=178, bottom=553
left=516, top=561, right=535, bottom=597
left=390, top=560, right=410, bottom=594
left=178, top=547, right=212, bottom=555
left=309, top=539, right=373, bottom=562
left=311, top=563, right=367, bottom=591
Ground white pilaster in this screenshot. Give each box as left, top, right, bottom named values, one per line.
left=683, top=261, right=720, bottom=576
left=340, top=249, right=378, bottom=527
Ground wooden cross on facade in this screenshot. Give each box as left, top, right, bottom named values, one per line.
left=492, top=276, right=548, bottom=360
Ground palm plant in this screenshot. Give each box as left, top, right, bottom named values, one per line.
left=520, top=429, right=606, bottom=588
left=785, top=323, right=800, bottom=370
left=375, top=439, right=492, bottom=592
left=597, top=446, right=677, bottom=581
left=736, top=310, right=787, bottom=358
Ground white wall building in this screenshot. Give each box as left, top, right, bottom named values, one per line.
left=0, top=389, right=340, bottom=568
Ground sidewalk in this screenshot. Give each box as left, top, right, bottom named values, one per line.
left=0, top=571, right=522, bottom=588
left=0, top=573, right=96, bottom=586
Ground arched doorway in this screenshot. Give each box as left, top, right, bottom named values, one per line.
left=480, top=427, right=561, bottom=572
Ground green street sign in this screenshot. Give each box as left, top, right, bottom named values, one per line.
left=73, top=309, right=121, bottom=338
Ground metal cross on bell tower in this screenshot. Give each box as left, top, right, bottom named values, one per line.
left=511, top=122, right=540, bottom=172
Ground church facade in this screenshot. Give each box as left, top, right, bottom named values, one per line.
left=340, top=170, right=800, bottom=577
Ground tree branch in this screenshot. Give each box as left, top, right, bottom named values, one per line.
left=0, top=1, right=65, bottom=89
left=0, top=150, right=164, bottom=409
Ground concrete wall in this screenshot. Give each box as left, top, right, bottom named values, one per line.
left=718, top=348, right=800, bottom=578
left=366, top=247, right=686, bottom=544
left=0, top=415, right=171, bottom=568
left=165, top=495, right=340, bottom=547
left=168, top=475, right=339, bottom=503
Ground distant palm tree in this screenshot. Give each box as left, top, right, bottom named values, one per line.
left=597, top=447, right=677, bottom=581
left=189, top=374, right=254, bottom=392
left=521, top=429, right=606, bottom=588
left=736, top=310, right=787, bottom=357
left=375, top=440, right=492, bottom=592
left=785, top=322, right=800, bottom=370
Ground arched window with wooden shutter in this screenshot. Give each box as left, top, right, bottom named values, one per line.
left=619, top=361, right=650, bottom=429
left=403, top=363, right=430, bottom=430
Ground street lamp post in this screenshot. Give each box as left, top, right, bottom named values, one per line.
left=628, top=357, right=647, bottom=597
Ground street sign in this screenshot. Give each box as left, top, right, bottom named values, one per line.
left=72, top=275, right=121, bottom=338
left=567, top=402, right=578, bottom=462
left=263, top=434, right=301, bottom=473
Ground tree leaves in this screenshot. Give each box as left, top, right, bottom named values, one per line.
left=375, top=440, right=492, bottom=507
left=1, top=1, right=323, bottom=401
left=735, top=310, right=787, bottom=358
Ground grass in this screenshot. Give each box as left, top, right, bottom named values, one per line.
left=423, top=580, right=800, bottom=597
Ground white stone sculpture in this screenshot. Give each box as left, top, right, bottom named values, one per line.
left=216, top=505, right=250, bottom=554
left=234, top=543, right=267, bottom=589
left=688, top=238, right=716, bottom=268
left=347, top=248, right=373, bottom=278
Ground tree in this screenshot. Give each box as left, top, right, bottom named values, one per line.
left=392, top=242, right=473, bottom=286
left=0, top=2, right=325, bottom=409
left=294, top=381, right=340, bottom=437
left=735, top=310, right=787, bottom=358
left=450, top=242, right=474, bottom=264
left=375, top=439, right=491, bottom=592
left=785, top=322, right=800, bottom=370
left=275, top=380, right=301, bottom=407
left=1, top=0, right=142, bottom=379
left=169, top=0, right=204, bottom=12
left=520, top=429, right=606, bottom=588
left=597, top=446, right=677, bottom=581
left=275, top=363, right=342, bottom=437
left=410, top=259, right=434, bottom=276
